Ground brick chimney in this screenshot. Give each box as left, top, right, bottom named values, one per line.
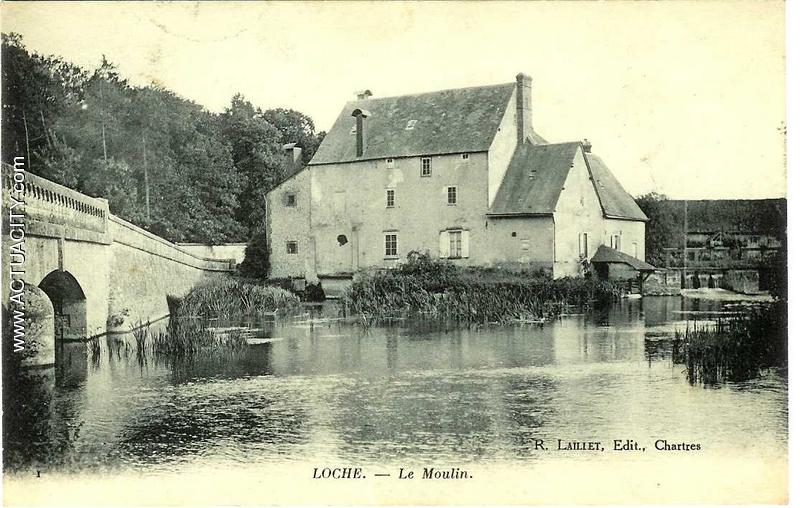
left=515, top=73, right=532, bottom=144
left=351, top=108, right=370, bottom=157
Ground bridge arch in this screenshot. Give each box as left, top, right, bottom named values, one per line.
left=38, top=270, right=87, bottom=340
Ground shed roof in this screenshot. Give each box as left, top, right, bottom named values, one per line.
left=309, top=83, right=546, bottom=165
left=591, top=245, right=656, bottom=271
left=489, top=141, right=581, bottom=215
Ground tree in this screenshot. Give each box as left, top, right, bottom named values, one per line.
left=635, top=192, right=683, bottom=267
left=218, top=95, right=285, bottom=235
left=1, top=33, right=324, bottom=246
left=239, top=224, right=270, bottom=279
left=260, top=108, right=324, bottom=164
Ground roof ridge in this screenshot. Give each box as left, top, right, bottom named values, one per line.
left=344, top=82, right=515, bottom=105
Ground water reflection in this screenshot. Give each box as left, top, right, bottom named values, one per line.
left=3, top=297, right=788, bottom=473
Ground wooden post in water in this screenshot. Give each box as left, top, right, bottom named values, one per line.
left=682, top=199, right=688, bottom=288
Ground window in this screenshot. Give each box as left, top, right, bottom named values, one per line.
left=285, top=192, right=297, bottom=207
left=447, top=186, right=457, bottom=205
left=461, top=153, right=470, bottom=160
left=579, top=232, right=588, bottom=258
left=386, top=189, right=395, bottom=208
left=439, top=229, right=470, bottom=259
left=286, top=241, right=298, bottom=254
left=405, top=119, right=418, bottom=130
left=421, top=157, right=432, bottom=177
left=384, top=232, right=398, bottom=258
left=611, top=234, right=621, bottom=250
left=633, top=242, right=639, bottom=259
left=449, top=231, right=462, bottom=258
left=386, top=158, right=395, bottom=168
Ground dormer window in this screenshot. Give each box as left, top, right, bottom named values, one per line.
left=405, top=119, right=418, bottom=130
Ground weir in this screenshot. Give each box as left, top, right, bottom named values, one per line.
left=1, top=165, right=237, bottom=367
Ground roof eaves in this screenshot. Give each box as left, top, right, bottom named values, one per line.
left=580, top=145, right=609, bottom=218
left=267, top=166, right=308, bottom=192
left=486, top=212, right=554, bottom=218
left=604, top=213, right=650, bottom=222
left=309, top=149, right=489, bottom=167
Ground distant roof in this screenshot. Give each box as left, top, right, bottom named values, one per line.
left=310, top=83, right=546, bottom=165
left=584, top=153, right=649, bottom=221
left=489, top=141, right=581, bottom=215
left=591, top=245, right=656, bottom=271
left=488, top=141, right=647, bottom=221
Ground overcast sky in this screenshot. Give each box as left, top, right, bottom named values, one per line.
left=1, top=1, right=786, bottom=199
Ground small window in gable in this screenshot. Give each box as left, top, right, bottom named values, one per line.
left=284, top=192, right=297, bottom=207
left=405, top=119, right=418, bottom=130
left=286, top=241, right=298, bottom=254
left=462, top=153, right=469, bottom=160
left=579, top=232, right=589, bottom=258
left=421, top=157, right=432, bottom=177
left=386, top=158, right=395, bottom=168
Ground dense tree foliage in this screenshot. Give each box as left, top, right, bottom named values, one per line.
left=634, top=192, right=683, bottom=267
left=1, top=33, right=324, bottom=244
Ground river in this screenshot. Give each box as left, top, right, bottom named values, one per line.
left=3, top=295, right=788, bottom=496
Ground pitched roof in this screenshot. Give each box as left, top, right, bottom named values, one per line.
left=584, top=153, right=648, bottom=221
left=591, top=245, right=656, bottom=271
left=310, top=83, right=525, bottom=164
left=489, top=141, right=581, bottom=215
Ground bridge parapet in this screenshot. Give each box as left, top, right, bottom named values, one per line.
left=2, top=165, right=109, bottom=235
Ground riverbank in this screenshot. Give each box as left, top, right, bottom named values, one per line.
left=672, top=300, right=787, bottom=384
left=342, top=252, right=623, bottom=323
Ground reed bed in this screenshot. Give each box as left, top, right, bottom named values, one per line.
left=178, top=278, right=300, bottom=318
left=342, top=251, right=623, bottom=323
left=129, top=319, right=248, bottom=358
left=672, top=302, right=787, bottom=385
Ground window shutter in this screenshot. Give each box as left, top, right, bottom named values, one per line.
left=462, top=230, right=470, bottom=258
left=439, top=231, right=449, bottom=258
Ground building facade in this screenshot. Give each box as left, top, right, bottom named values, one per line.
left=266, top=74, right=647, bottom=281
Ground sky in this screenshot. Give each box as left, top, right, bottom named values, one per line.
left=1, top=1, right=787, bottom=199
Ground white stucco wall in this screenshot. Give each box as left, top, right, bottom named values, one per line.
left=552, top=149, right=605, bottom=278
left=487, top=89, right=519, bottom=208
left=603, top=218, right=646, bottom=261
left=267, top=169, right=312, bottom=279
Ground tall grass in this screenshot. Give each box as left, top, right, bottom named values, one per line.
left=672, top=302, right=787, bottom=385
left=127, top=319, right=248, bottom=358
left=342, top=251, right=623, bottom=323
left=178, top=277, right=300, bottom=318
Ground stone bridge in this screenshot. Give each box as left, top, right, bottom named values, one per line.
left=2, top=165, right=236, bottom=367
